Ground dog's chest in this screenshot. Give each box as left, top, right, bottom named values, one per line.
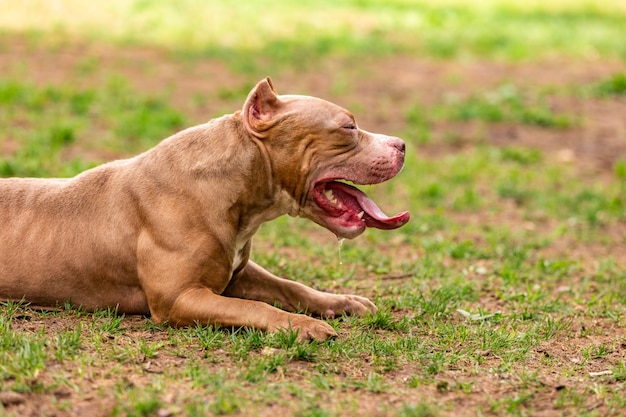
left=231, top=234, right=252, bottom=275
left=232, top=248, right=245, bottom=273
left=229, top=189, right=295, bottom=274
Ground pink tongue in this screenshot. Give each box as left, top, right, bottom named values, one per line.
left=327, top=182, right=410, bottom=230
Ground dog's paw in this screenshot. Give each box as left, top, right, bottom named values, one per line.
left=270, top=314, right=337, bottom=342
left=317, top=293, right=378, bottom=319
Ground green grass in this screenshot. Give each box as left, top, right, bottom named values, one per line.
left=435, top=84, right=576, bottom=128
left=2, top=1, right=626, bottom=416
left=591, top=73, right=626, bottom=97
left=0, top=79, right=186, bottom=177
left=1, top=0, right=625, bottom=71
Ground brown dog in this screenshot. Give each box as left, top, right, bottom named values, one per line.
left=0, top=78, right=409, bottom=340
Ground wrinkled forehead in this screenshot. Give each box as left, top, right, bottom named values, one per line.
left=280, top=94, right=355, bottom=126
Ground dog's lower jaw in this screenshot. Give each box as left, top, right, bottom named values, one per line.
left=296, top=208, right=366, bottom=240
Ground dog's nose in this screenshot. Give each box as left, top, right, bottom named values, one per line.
left=390, top=138, right=405, bottom=155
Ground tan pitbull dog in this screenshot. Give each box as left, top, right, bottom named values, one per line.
left=0, top=78, right=409, bottom=341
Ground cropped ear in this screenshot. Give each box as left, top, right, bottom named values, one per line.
left=242, top=77, right=282, bottom=139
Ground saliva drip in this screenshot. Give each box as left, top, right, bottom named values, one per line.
left=337, top=237, right=345, bottom=266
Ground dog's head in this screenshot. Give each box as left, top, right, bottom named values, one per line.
left=242, top=77, right=410, bottom=239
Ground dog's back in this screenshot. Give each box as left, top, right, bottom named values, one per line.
left=0, top=166, right=147, bottom=311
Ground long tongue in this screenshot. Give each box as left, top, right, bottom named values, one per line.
left=327, top=182, right=410, bottom=230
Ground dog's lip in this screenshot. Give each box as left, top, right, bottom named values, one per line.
left=311, top=179, right=410, bottom=232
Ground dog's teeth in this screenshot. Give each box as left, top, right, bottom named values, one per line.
left=324, top=189, right=335, bottom=203
left=357, top=211, right=364, bottom=219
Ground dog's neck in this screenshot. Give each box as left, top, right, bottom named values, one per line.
left=139, top=115, right=299, bottom=239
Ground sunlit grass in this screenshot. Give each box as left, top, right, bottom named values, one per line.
left=1, top=0, right=625, bottom=66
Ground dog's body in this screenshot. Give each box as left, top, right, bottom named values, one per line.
left=0, top=78, right=409, bottom=340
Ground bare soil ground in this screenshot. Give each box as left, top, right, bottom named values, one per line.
left=1, top=36, right=626, bottom=416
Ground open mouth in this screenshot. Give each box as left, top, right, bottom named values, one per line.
left=311, top=180, right=410, bottom=234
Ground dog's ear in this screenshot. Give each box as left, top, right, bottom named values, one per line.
left=243, top=77, right=282, bottom=139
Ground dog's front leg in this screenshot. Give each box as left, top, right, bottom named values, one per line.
left=166, top=287, right=337, bottom=341
left=136, top=237, right=337, bottom=341
left=223, top=261, right=377, bottom=318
